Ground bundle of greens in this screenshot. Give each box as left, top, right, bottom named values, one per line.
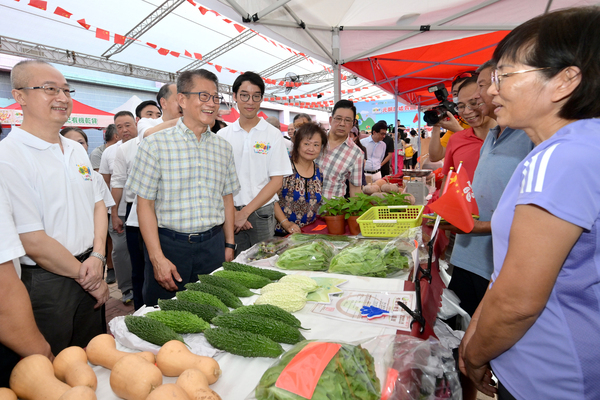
left=275, top=240, right=336, bottom=271
left=249, top=237, right=291, bottom=260
left=328, top=240, right=410, bottom=277
left=255, top=341, right=380, bottom=400
left=288, top=233, right=353, bottom=243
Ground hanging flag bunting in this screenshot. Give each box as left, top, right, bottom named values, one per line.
left=146, top=42, right=158, bottom=49
left=413, top=114, right=419, bottom=123
left=215, top=65, right=222, bottom=73
left=170, top=51, right=180, bottom=57
left=187, top=0, right=196, bottom=5
left=157, top=48, right=170, bottom=55
left=114, top=34, right=126, bottom=45
left=198, top=6, right=208, bottom=15
left=193, top=53, right=202, bottom=60
left=77, top=18, right=91, bottom=29
left=184, top=50, right=192, bottom=57
left=233, top=24, right=245, bottom=33
left=223, top=19, right=232, bottom=23
left=95, top=28, right=110, bottom=41
left=28, top=0, right=47, bottom=11
left=53, top=6, right=72, bottom=18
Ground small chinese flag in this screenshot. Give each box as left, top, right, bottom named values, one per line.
left=413, top=113, right=419, bottom=123
left=233, top=24, right=245, bottom=33
left=222, top=18, right=232, bottom=23
left=198, top=6, right=207, bottom=15
left=184, top=50, right=192, bottom=57
left=186, top=0, right=196, bottom=5
left=114, top=34, right=126, bottom=45
left=170, top=51, right=180, bottom=57
left=428, top=168, right=479, bottom=232
left=28, top=0, right=46, bottom=10
left=77, top=19, right=91, bottom=29
left=53, top=6, right=72, bottom=18
left=193, top=53, right=202, bottom=60
left=146, top=42, right=158, bottom=49
left=157, top=48, right=170, bottom=55
left=214, top=65, right=222, bottom=73
left=96, top=28, right=110, bottom=41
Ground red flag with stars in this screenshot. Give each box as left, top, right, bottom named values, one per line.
left=428, top=168, right=479, bottom=232
left=413, top=113, right=419, bottom=123
left=77, top=19, right=91, bottom=29
left=233, top=24, right=245, bottom=33
left=184, top=50, right=192, bottom=57
left=157, top=48, right=170, bottom=55
left=114, top=34, right=126, bottom=45
left=53, top=6, right=72, bottom=18
left=96, top=28, right=110, bottom=41
left=28, top=0, right=47, bottom=10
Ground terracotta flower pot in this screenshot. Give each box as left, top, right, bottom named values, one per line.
left=347, top=215, right=361, bottom=236
left=323, top=214, right=346, bottom=235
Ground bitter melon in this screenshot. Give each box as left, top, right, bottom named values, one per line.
left=203, top=327, right=283, bottom=358
left=158, top=298, right=224, bottom=322
left=176, top=290, right=229, bottom=313
left=185, top=282, right=243, bottom=309
left=222, top=261, right=286, bottom=281
left=211, top=314, right=305, bottom=344
left=146, top=310, right=209, bottom=334
left=230, top=304, right=304, bottom=329
left=197, top=274, right=254, bottom=297
left=124, top=315, right=184, bottom=346
left=212, top=270, right=271, bottom=289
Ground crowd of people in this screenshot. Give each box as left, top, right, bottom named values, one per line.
left=1, top=6, right=600, bottom=399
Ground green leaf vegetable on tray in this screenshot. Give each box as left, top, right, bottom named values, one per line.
left=328, top=240, right=410, bottom=277
left=255, top=341, right=380, bottom=400
left=275, top=240, right=336, bottom=271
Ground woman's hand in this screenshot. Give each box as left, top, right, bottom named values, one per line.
left=282, top=220, right=301, bottom=234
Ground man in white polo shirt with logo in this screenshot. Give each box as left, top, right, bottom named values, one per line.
left=0, top=60, right=108, bottom=355
left=218, top=71, right=292, bottom=254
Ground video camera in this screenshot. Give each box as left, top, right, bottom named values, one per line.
left=422, top=84, right=459, bottom=126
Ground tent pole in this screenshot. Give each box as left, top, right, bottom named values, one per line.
left=333, top=27, right=341, bottom=103
left=394, top=79, right=399, bottom=174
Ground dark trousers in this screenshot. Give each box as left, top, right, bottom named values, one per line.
left=142, top=226, right=225, bottom=306
left=0, top=343, right=20, bottom=387
left=498, top=382, right=517, bottom=400
left=125, top=203, right=145, bottom=310
left=20, top=266, right=104, bottom=356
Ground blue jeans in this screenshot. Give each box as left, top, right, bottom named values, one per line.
left=235, top=202, right=275, bottom=255
left=142, top=226, right=225, bottom=306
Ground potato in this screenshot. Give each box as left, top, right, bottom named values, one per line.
left=362, top=184, right=381, bottom=195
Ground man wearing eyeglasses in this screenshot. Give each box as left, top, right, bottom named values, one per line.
left=218, top=72, right=292, bottom=254
left=0, top=60, right=109, bottom=355
left=317, top=99, right=364, bottom=199
left=126, top=69, right=239, bottom=306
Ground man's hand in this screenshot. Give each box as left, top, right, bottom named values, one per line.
left=112, top=213, right=124, bottom=234
left=225, top=248, right=235, bottom=262
left=88, top=281, right=109, bottom=309
left=437, top=112, right=464, bottom=132
left=234, top=209, right=253, bottom=233
left=150, top=255, right=182, bottom=291
left=77, top=257, right=103, bottom=291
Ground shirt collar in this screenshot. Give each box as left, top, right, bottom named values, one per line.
left=176, top=117, right=213, bottom=140
left=9, top=127, right=62, bottom=150
left=232, top=117, right=267, bottom=133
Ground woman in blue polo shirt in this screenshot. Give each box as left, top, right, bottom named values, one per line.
left=459, top=7, right=600, bottom=400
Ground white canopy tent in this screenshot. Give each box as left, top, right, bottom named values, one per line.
left=109, top=95, right=144, bottom=116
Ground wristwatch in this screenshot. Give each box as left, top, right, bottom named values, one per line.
left=89, top=251, right=107, bottom=267
left=225, top=243, right=237, bottom=251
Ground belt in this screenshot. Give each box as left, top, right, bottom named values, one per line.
left=21, top=247, right=93, bottom=269
left=365, top=169, right=381, bottom=174
left=158, top=225, right=222, bottom=244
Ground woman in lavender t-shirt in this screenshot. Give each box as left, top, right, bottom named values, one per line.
left=459, top=7, right=600, bottom=400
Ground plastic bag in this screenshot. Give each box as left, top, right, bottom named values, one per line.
left=437, top=288, right=471, bottom=331
left=247, top=236, right=292, bottom=261
left=253, top=340, right=381, bottom=400
left=328, top=238, right=414, bottom=278
left=381, top=335, right=461, bottom=400
left=287, top=233, right=355, bottom=249
left=275, top=240, right=337, bottom=271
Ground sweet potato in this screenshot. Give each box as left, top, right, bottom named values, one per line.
left=381, top=183, right=400, bottom=193
left=362, top=184, right=381, bottom=195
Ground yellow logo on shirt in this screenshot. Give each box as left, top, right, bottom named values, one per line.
left=253, top=141, right=271, bottom=154
left=77, top=164, right=92, bottom=181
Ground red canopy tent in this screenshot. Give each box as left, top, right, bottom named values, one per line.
left=343, top=31, right=510, bottom=106
left=0, top=99, right=114, bottom=128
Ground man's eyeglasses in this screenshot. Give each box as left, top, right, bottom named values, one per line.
left=181, top=91, right=223, bottom=104
left=17, top=85, right=75, bottom=97
left=237, top=93, right=263, bottom=102
left=332, top=116, right=353, bottom=125
left=457, top=99, right=485, bottom=113
left=491, top=67, right=551, bottom=91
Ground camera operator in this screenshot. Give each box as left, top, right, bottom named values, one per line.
left=429, top=72, right=477, bottom=162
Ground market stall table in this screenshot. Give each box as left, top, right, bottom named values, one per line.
left=90, top=225, right=445, bottom=399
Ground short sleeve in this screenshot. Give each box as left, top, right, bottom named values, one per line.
left=90, top=147, right=102, bottom=170
left=0, top=181, right=25, bottom=264
left=111, top=146, right=128, bottom=189
left=268, top=134, right=293, bottom=177
left=440, top=131, right=452, bottom=148
left=126, top=139, right=161, bottom=201
left=349, top=149, right=364, bottom=187
left=0, top=162, right=44, bottom=235
left=92, top=171, right=115, bottom=207
left=222, top=147, right=241, bottom=196
left=442, top=136, right=457, bottom=176
left=99, top=148, right=111, bottom=175
left=515, top=141, right=600, bottom=230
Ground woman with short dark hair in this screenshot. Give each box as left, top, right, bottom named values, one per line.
left=460, top=7, right=600, bottom=400
left=274, top=122, right=328, bottom=234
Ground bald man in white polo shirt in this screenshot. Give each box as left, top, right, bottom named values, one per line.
left=0, top=60, right=108, bottom=355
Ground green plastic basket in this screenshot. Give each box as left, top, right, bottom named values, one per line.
left=357, top=206, right=424, bottom=237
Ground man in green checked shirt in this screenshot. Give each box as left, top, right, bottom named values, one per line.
left=126, top=69, right=239, bottom=306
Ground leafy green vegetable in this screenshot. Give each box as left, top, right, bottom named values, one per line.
left=275, top=240, right=336, bottom=271
left=288, top=233, right=353, bottom=243
left=328, top=240, right=410, bottom=277
left=255, top=341, right=380, bottom=400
